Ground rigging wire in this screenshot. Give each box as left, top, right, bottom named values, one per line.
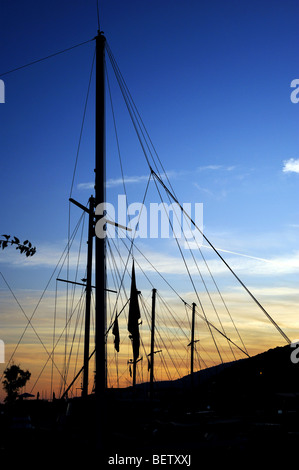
left=108, top=231, right=192, bottom=384
left=196, top=242, right=248, bottom=355
left=116, top=230, right=250, bottom=358
left=96, top=0, right=101, bottom=30
left=106, top=246, right=120, bottom=387
left=190, top=303, right=249, bottom=357
left=105, top=42, right=250, bottom=365
left=65, top=48, right=96, bottom=386
left=105, top=238, right=131, bottom=386
left=69, top=47, right=96, bottom=198
left=155, top=298, right=189, bottom=375
left=3, top=210, right=85, bottom=388
left=106, top=238, right=187, bottom=382
left=0, top=38, right=94, bottom=78
left=65, top=48, right=96, bottom=390
left=105, top=43, right=153, bottom=172
left=138, top=295, right=153, bottom=381
left=63, top=210, right=87, bottom=391
left=2, top=44, right=97, bottom=392
left=0, top=271, right=63, bottom=382
left=105, top=42, right=172, bottom=186
left=4, top=34, right=290, bottom=393
left=104, top=172, right=152, bottom=334
left=106, top=239, right=130, bottom=316
left=50, top=280, right=58, bottom=399
left=140, top=295, right=177, bottom=380
left=105, top=58, right=129, bottom=206
left=70, top=297, right=86, bottom=397
left=151, top=174, right=224, bottom=364
left=64, top=205, right=86, bottom=392
left=151, top=169, right=291, bottom=345
left=174, top=194, right=248, bottom=356
left=105, top=41, right=290, bottom=378
left=156, top=292, right=189, bottom=343
left=63, top=284, right=86, bottom=395
left=31, top=290, right=87, bottom=395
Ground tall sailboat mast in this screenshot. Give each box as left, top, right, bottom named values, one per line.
left=95, top=30, right=106, bottom=399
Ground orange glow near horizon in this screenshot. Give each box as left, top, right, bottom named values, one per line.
left=0, top=286, right=295, bottom=403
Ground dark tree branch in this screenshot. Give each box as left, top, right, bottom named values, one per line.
left=0, top=235, right=36, bottom=257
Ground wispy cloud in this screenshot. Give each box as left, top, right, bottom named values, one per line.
left=77, top=174, right=150, bottom=191
left=132, top=242, right=299, bottom=279
left=199, top=245, right=272, bottom=263
left=282, top=158, right=299, bottom=174
left=197, top=165, right=236, bottom=172
left=77, top=170, right=182, bottom=191
left=201, top=249, right=299, bottom=277
left=193, top=183, right=214, bottom=196
left=3, top=223, right=299, bottom=285
left=197, top=165, right=222, bottom=171
left=77, top=182, right=94, bottom=190
left=107, top=175, right=151, bottom=188
left=193, top=182, right=228, bottom=199
left=0, top=241, right=88, bottom=270
left=78, top=166, right=237, bottom=191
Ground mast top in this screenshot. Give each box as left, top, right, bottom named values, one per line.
left=96, top=30, right=106, bottom=40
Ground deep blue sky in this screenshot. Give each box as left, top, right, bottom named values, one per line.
left=0, top=0, right=299, bottom=358
left=1, top=0, right=298, bottom=263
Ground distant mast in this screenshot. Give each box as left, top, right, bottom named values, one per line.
left=190, top=302, right=196, bottom=390
left=149, top=288, right=157, bottom=399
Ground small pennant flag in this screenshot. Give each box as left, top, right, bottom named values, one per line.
left=112, top=312, right=120, bottom=352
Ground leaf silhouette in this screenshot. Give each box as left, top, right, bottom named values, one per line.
left=0, top=234, right=36, bottom=257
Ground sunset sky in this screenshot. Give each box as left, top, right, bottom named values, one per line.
left=0, top=0, right=299, bottom=401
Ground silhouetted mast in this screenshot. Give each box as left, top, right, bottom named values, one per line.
left=82, top=196, right=94, bottom=397
left=65, top=30, right=108, bottom=404
left=94, top=30, right=106, bottom=452
left=149, top=288, right=157, bottom=398
left=190, top=303, right=196, bottom=380
left=95, top=30, right=106, bottom=398
left=188, top=302, right=198, bottom=390
left=59, top=194, right=96, bottom=399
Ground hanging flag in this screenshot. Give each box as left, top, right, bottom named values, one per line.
left=128, top=261, right=141, bottom=361
left=112, top=312, right=120, bottom=352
